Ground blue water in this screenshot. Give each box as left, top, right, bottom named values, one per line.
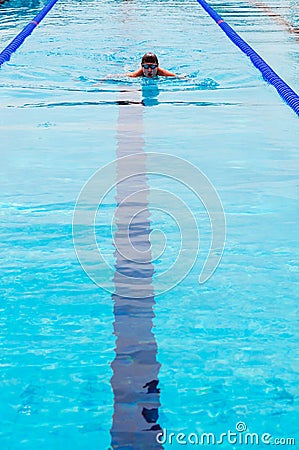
left=1, top=0, right=298, bottom=449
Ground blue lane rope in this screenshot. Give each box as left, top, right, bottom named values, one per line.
left=196, top=0, right=299, bottom=116
left=0, top=0, right=59, bottom=67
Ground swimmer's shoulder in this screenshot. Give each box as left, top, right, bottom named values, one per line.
left=157, top=67, right=176, bottom=77
left=125, top=68, right=143, bottom=77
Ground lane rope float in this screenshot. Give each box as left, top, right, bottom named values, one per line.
left=0, top=0, right=59, bottom=67
left=196, top=0, right=299, bottom=116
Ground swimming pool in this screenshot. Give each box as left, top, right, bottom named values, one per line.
left=1, top=0, right=298, bottom=448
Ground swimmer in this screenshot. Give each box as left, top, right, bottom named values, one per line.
left=93, top=52, right=182, bottom=84
left=126, top=52, right=176, bottom=78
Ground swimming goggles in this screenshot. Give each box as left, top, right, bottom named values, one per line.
left=142, top=64, right=158, bottom=69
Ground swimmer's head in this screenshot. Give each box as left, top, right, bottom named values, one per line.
left=141, top=52, right=159, bottom=78
left=141, top=52, right=159, bottom=65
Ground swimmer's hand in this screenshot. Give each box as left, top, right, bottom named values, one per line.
left=93, top=74, right=124, bottom=85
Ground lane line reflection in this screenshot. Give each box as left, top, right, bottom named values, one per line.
left=110, top=86, right=163, bottom=449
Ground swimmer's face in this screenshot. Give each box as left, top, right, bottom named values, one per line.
left=141, top=63, right=158, bottom=78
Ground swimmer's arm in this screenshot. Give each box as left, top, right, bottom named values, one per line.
left=92, top=69, right=142, bottom=84
left=125, top=68, right=143, bottom=77
left=158, top=68, right=187, bottom=78
left=157, top=67, right=176, bottom=77
left=126, top=68, right=177, bottom=77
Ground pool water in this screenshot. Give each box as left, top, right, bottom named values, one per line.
left=0, top=0, right=298, bottom=449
